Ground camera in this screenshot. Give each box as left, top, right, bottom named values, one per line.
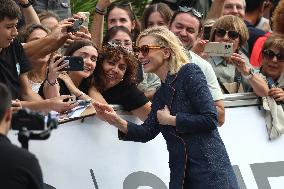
left=11, top=108, right=58, bottom=131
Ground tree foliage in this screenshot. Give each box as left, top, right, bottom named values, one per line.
left=70, top=0, right=150, bottom=21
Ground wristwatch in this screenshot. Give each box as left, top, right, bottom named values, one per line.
left=242, top=68, right=257, bottom=80
left=19, top=0, right=33, bottom=8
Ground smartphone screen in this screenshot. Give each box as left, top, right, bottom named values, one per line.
left=203, top=26, right=212, bottom=40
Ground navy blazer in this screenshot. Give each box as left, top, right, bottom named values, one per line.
left=120, top=63, right=239, bottom=189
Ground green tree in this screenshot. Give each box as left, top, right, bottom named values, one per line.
left=70, top=0, right=150, bottom=22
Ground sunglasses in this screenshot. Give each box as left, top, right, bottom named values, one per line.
left=215, top=28, right=240, bottom=40
left=263, top=49, right=284, bottom=62
left=133, top=45, right=164, bottom=57
left=178, top=6, right=203, bottom=19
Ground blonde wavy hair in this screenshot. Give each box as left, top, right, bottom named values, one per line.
left=136, top=26, right=189, bottom=75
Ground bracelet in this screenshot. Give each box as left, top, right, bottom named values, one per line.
left=76, top=92, right=85, bottom=99
left=95, top=6, right=106, bottom=15
left=19, top=0, right=32, bottom=8
left=45, top=78, right=57, bottom=86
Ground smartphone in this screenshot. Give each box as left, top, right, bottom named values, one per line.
left=204, top=42, right=234, bottom=57
left=67, top=18, right=83, bottom=33
left=203, top=26, right=212, bottom=40
left=59, top=56, right=84, bottom=71
left=77, top=12, right=90, bottom=27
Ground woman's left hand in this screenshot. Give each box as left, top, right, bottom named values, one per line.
left=230, top=53, right=250, bottom=75
left=157, top=105, right=176, bottom=126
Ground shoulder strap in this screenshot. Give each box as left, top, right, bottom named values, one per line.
left=217, top=77, right=230, bottom=94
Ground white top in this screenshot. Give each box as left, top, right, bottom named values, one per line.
left=189, top=51, right=224, bottom=101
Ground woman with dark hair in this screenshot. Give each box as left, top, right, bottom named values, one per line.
left=102, top=25, right=133, bottom=51
left=102, top=26, right=161, bottom=100
left=93, top=42, right=151, bottom=121
left=18, top=24, right=50, bottom=93
left=91, top=0, right=141, bottom=48
left=141, top=3, right=173, bottom=30
left=39, top=39, right=105, bottom=102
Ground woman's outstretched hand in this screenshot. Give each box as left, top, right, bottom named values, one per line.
left=93, top=101, right=128, bottom=133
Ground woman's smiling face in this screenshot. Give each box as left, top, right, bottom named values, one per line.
left=102, top=55, right=127, bottom=89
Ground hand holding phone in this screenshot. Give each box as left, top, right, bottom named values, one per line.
left=204, top=42, right=234, bottom=57
left=47, top=55, right=67, bottom=84
left=67, top=18, right=83, bottom=33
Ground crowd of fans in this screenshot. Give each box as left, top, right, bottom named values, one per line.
left=0, top=0, right=283, bottom=117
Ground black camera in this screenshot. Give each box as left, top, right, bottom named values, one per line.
left=11, top=108, right=57, bottom=131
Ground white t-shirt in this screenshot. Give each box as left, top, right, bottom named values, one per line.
left=189, top=51, right=224, bottom=101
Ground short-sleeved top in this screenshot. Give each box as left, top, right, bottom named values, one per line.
left=38, top=77, right=91, bottom=99
left=102, top=82, right=149, bottom=111
left=0, top=40, right=32, bottom=99
left=189, top=51, right=224, bottom=101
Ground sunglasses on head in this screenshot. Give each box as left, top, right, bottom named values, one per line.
left=178, top=6, right=203, bottom=19
left=105, top=41, right=133, bottom=54
left=133, top=45, right=164, bottom=57
left=263, top=49, right=284, bottom=62
left=215, top=28, right=240, bottom=40
left=109, top=2, right=136, bottom=19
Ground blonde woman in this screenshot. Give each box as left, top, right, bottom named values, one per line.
left=93, top=26, right=239, bottom=189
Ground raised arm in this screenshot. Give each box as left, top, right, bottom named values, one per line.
left=19, top=0, right=40, bottom=25
left=91, top=0, right=111, bottom=47
left=23, top=19, right=73, bottom=60
left=42, top=55, right=67, bottom=99
left=205, top=0, right=225, bottom=19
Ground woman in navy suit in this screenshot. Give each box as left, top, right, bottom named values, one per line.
left=93, top=26, right=239, bottom=189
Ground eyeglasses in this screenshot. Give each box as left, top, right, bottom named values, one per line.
left=178, top=6, right=203, bottom=19
left=263, top=49, right=284, bottom=62
left=133, top=45, right=164, bottom=57
left=215, top=28, right=240, bottom=40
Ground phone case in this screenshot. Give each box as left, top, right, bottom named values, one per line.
left=60, top=56, right=84, bottom=71
left=78, top=12, right=90, bottom=27
left=204, top=42, right=234, bottom=57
